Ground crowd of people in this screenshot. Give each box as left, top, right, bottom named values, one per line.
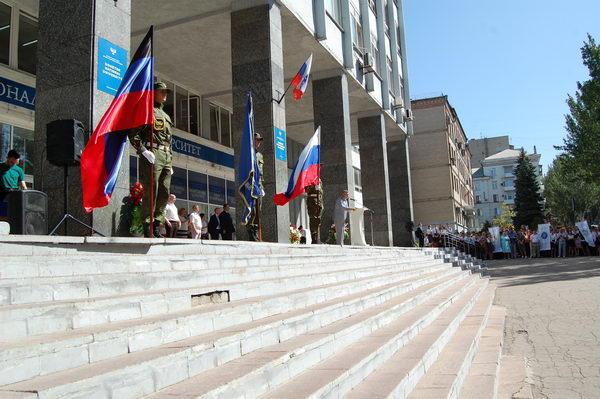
left=162, top=194, right=236, bottom=240
left=414, top=223, right=600, bottom=260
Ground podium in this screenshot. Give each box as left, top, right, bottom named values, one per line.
left=350, top=207, right=368, bottom=246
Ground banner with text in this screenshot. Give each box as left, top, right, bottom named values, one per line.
left=576, top=220, right=596, bottom=247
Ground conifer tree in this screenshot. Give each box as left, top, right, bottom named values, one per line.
left=513, top=150, right=544, bottom=228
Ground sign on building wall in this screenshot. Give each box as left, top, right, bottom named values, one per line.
left=0, top=77, right=35, bottom=110
left=97, top=37, right=128, bottom=96
left=171, top=135, right=234, bottom=168
left=275, top=127, right=287, bottom=161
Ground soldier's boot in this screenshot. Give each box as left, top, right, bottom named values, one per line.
left=153, top=220, right=164, bottom=238
left=143, top=223, right=150, bottom=238
left=247, top=225, right=258, bottom=242
left=311, top=232, right=319, bottom=244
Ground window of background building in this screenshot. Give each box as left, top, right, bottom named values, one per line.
left=175, top=85, right=189, bottom=132
left=0, top=3, right=10, bottom=66
left=493, top=194, right=499, bottom=203
left=492, top=181, right=498, bottom=190
left=370, top=37, right=380, bottom=75
left=0, top=123, right=34, bottom=177
left=325, top=0, right=342, bottom=25
left=350, top=12, right=364, bottom=53
left=162, top=81, right=175, bottom=121
left=189, top=95, right=199, bottom=135
left=208, top=176, right=226, bottom=205
left=18, top=12, right=37, bottom=75
left=386, top=57, right=393, bottom=90
left=209, top=103, right=232, bottom=148
left=368, top=0, right=377, bottom=14
left=353, top=167, right=362, bottom=192
left=384, top=0, right=391, bottom=37
left=226, top=180, right=236, bottom=207
left=170, top=166, right=188, bottom=204
left=188, top=170, right=208, bottom=204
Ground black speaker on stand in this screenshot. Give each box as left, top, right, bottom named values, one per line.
left=46, top=119, right=104, bottom=236
left=6, top=190, right=48, bottom=235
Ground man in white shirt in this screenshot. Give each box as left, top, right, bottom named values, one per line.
left=334, top=190, right=356, bottom=246
left=188, top=204, right=203, bottom=239
left=164, top=194, right=180, bottom=238
left=530, top=231, right=541, bottom=258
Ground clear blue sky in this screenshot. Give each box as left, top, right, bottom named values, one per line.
left=403, top=0, right=600, bottom=171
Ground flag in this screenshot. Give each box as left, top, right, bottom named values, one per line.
left=273, top=127, right=320, bottom=206
left=290, top=54, right=313, bottom=100
left=238, top=92, right=263, bottom=225
left=81, top=27, right=154, bottom=212
left=576, top=220, right=596, bottom=247
left=537, top=223, right=552, bottom=251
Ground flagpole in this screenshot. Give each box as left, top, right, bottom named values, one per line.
left=274, top=80, right=294, bottom=104
left=149, top=26, right=155, bottom=238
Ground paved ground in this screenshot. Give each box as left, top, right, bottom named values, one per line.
left=488, top=257, right=600, bottom=399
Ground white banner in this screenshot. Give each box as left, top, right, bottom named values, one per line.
left=489, top=226, right=502, bottom=253
left=537, top=224, right=552, bottom=251
left=576, top=221, right=596, bottom=247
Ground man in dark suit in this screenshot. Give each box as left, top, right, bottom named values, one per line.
left=207, top=207, right=222, bottom=240
left=219, top=203, right=235, bottom=241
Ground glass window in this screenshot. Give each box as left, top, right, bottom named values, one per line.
left=325, top=0, right=342, bottom=25
left=208, top=176, right=226, bottom=206
left=371, top=38, right=380, bottom=75
left=209, top=105, right=219, bottom=143
left=0, top=3, right=10, bottom=66
left=18, top=13, right=37, bottom=75
left=351, top=14, right=364, bottom=52
left=219, top=109, right=231, bottom=147
left=368, top=0, right=377, bottom=15
left=129, top=156, right=138, bottom=186
left=175, top=85, right=189, bottom=132
left=170, top=166, right=188, bottom=201
left=353, top=167, right=362, bottom=189
left=188, top=170, right=208, bottom=203
left=0, top=122, right=10, bottom=161
left=12, top=126, right=34, bottom=175
left=189, top=95, right=199, bottom=136
left=226, top=180, right=236, bottom=207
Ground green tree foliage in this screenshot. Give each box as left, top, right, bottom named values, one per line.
left=492, top=204, right=515, bottom=230
left=557, top=35, right=600, bottom=183
left=513, top=150, right=544, bottom=228
left=544, top=156, right=600, bottom=225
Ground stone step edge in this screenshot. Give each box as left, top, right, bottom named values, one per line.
left=0, top=272, right=471, bottom=398
left=146, top=275, right=479, bottom=399
left=0, top=258, right=435, bottom=312
left=344, top=281, right=491, bottom=399
left=1, top=257, right=441, bottom=306
left=408, top=285, right=497, bottom=399
left=267, top=278, right=489, bottom=399
left=458, top=305, right=506, bottom=399
left=0, top=267, right=460, bottom=386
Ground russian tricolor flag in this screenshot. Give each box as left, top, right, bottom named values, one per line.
left=81, top=27, right=154, bottom=212
left=273, top=127, right=321, bottom=206
left=290, top=54, right=313, bottom=100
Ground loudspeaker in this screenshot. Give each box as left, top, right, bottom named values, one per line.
left=46, top=119, right=85, bottom=166
left=6, top=190, right=48, bottom=235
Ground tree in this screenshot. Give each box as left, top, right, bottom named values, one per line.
left=544, top=156, right=600, bottom=225
left=513, top=150, right=544, bottom=228
left=492, top=204, right=515, bottom=229
left=557, top=35, right=600, bottom=183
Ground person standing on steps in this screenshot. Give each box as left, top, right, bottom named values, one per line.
left=220, top=203, right=235, bottom=241
left=334, top=190, right=356, bottom=246
left=208, top=207, right=222, bottom=240
left=305, top=179, right=324, bottom=244
left=128, top=81, right=174, bottom=238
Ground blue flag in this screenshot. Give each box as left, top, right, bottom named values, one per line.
left=238, top=93, right=263, bottom=225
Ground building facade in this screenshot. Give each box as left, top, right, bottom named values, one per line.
left=467, top=135, right=512, bottom=167
left=2, top=0, right=414, bottom=245
left=409, top=96, right=475, bottom=231
left=472, top=148, right=543, bottom=229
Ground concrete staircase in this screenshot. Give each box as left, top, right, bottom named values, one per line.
left=0, top=237, right=505, bottom=399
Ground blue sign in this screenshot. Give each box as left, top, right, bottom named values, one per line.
left=0, top=77, right=35, bottom=110
left=97, top=37, right=128, bottom=96
left=275, top=127, right=287, bottom=161
left=171, top=135, right=235, bottom=169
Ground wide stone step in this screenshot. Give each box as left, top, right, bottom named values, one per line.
left=345, top=284, right=494, bottom=399
left=0, top=255, right=435, bottom=305
left=0, top=263, right=457, bottom=385
left=459, top=306, right=506, bottom=399
left=260, top=277, right=487, bottom=399
left=0, top=259, right=441, bottom=340
left=406, top=286, right=496, bottom=398
left=0, top=270, right=470, bottom=398
left=144, top=274, right=478, bottom=399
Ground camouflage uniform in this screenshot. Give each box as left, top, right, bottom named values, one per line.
left=305, top=183, right=324, bottom=244
left=247, top=151, right=263, bottom=241
left=128, top=82, right=173, bottom=236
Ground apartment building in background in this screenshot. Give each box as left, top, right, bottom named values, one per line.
left=468, top=135, right=513, bottom=166
left=409, top=96, right=475, bottom=231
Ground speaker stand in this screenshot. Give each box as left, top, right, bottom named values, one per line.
left=49, top=166, right=105, bottom=237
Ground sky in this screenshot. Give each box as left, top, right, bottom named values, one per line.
left=403, top=0, right=600, bottom=171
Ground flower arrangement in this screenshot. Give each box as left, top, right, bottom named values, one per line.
left=289, top=224, right=302, bottom=244
left=128, top=182, right=145, bottom=236
left=326, top=223, right=351, bottom=244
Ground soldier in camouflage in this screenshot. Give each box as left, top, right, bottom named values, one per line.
left=305, top=178, right=323, bottom=244
left=128, top=81, right=174, bottom=238
left=247, top=132, right=264, bottom=241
